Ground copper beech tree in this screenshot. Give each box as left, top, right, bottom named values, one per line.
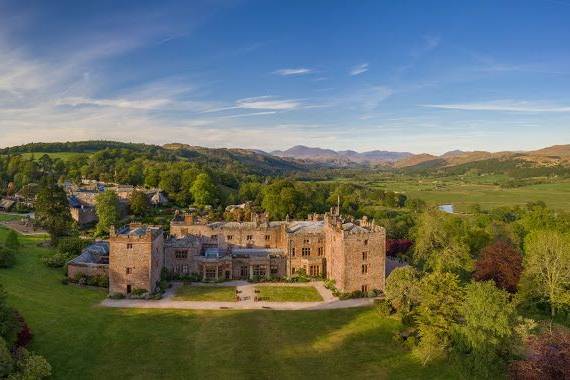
left=473, top=239, right=523, bottom=293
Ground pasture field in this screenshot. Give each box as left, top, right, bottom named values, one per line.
left=0, top=227, right=468, bottom=379
left=3, top=152, right=88, bottom=161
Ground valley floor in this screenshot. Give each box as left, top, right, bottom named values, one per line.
left=0, top=227, right=469, bottom=379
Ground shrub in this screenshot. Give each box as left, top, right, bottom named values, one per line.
left=0, top=246, right=15, bottom=268
left=57, top=236, right=89, bottom=256
left=376, top=299, right=394, bottom=317
left=4, top=230, right=19, bottom=250
left=108, top=293, right=125, bottom=299
left=41, top=252, right=70, bottom=268
left=15, top=312, right=32, bottom=348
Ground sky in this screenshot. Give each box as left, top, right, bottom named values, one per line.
left=1, top=0, right=569, bottom=154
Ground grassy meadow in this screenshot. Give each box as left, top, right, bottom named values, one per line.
left=0, top=226, right=470, bottom=379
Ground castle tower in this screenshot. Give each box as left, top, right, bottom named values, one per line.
left=108, top=224, right=164, bottom=295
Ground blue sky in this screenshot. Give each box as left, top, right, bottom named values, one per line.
left=1, top=0, right=569, bottom=154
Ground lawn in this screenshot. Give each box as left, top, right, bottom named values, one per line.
left=173, top=285, right=236, bottom=301
left=0, top=213, right=23, bottom=222
left=256, top=285, right=324, bottom=302
left=0, top=226, right=470, bottom=379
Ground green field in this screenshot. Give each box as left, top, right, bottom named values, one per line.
left=0, top=213, right=24, bottom=222
left=256, top=285, right=324, bottom=302
left=0, top=227, right=470, bottom=379
left=327, top=174, right=570, bottom=213
left=173, top=285, right=236, bottom=301
left=11, top=152, right=88, bottom=161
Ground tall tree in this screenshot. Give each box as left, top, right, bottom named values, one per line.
left=95, top=191, right=121, bottom=236
left=521, top=230, right=570, bottom=316
left=35, top=183, right=73, bottom=245
left=385, top=266, right=420, bottom=317
left=128, top=190, right=149, bottom=217
left=473, top=239, right=522, bottom=293
left=415, top=271, right=464, bottom=365
left=413, top=211, right=473, bottom=276
left=456, top=281, right=517, bottom=376
left=190, top=173, right=218, bottom=206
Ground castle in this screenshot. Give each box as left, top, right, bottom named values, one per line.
left=69, top=209, right=386, bottom=295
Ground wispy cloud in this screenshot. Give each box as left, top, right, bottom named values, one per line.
left=273, top=68, right=313, bottom=76
left=349, top=63, right=369, bottom=76
left=422, top=100, right=570, bottom=113
left=236, top=96, right=301, bottom=110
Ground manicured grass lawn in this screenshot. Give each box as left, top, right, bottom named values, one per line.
left=256, top=285, right=324, bottom=302
left=0, top=214, right=22, bottom=222
left=173, top=285, right=236, bottom=301
left=0, top=226, right=470, bottom=379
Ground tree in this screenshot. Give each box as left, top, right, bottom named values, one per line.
left=385, top=266, right=420, bottom=317
left=261, top=180, right=302, bottom=219
left=190, top=173, right=218, bottom=206
left=415, top=271, right=463, bottom=365
left=509, top=329, right=570, bottom=380
left=456, top=281, right=517, bottom=376
left=129, top=190, right=149, bottom=217
left=95, top=191, right=121, bottom=236
left=0, top=285, right=18, bottom=346
left=35, top=183, right=73, bottom=245
left=413, top=211, right=473, bottom=277
left=521, top=230, right=570, bottom=316
left=4, top=230, right=19, bottom=251
left=473, top=239, right=522, bottom=293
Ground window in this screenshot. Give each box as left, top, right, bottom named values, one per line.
left=362, top=264, right=368, bottom=274
left=309, top=265, right=320, bottom=276
left=270, top=265, right=279, bottom=274
left=206, top=268, right=216, bottom=279
left=126, top=267, right=133, bottom=274
left=362, top=252, right=368, bottom=260
left=292, top=267, right=296, bottom=274
left=302, top=247, right=311, bottom=256
left=361, top=284, right=368, bottom=293
left=246, top=235, right=253, bottom=241
left=364, top=239, right=369, bottom=246
left=175, top=250, right=188, bottom=259
left=317, top=247, right=324, bottom=256
left=265, top=235, right=271, bottom=241
left=253, top=265, right=266, bottom=277
left=303, top=238, right=310, bottom=244
left=211, top=234, right=217, bottom=240
left=265, top=244, right=271, bottom=249
left=126, top=243, right=133, bottom=249
left=227, top=235, right=233, bottom=240
left=290, top=247, right=295, bottom=257
left=182, top=264, right=189, bottom=274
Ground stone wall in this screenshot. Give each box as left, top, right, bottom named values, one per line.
left=109, top=227, right=164, bottom=294
left=67, top=263, right=108, bottom=279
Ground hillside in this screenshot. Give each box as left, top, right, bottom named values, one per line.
left=1, top=141, right=308, bottom=176
left=272, top=145, right=412, bottom=164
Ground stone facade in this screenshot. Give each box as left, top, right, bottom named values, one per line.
left=108, top=224, right=164, bottom=294
left=103, top=209, right=385, bottom=295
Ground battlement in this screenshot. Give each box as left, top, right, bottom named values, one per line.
left=109, top=223, right=163, bottom=241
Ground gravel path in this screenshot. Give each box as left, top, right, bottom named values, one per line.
left=100, top=281, right=376, bottom=311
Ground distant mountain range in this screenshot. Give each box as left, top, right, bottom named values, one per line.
left=271, top=145, right=413, bottom=165
left=270, top=144, right=570, bottom=169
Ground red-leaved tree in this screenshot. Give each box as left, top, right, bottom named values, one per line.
left=473, top=239, right=522, bottom=293
left=509, top=329, right=570, bottom=380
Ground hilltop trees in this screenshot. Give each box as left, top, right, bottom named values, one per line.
left=95, top=191, right=120, bottom=236
left=35, top=183, right=73, bottom=245
left=521, top=230, right=570, bottom=316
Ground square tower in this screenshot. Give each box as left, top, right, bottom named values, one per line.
left=108, top=224, right=164, bottom=295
